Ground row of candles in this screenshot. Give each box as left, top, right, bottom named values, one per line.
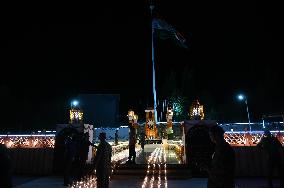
left=141, top=147, right=168, bottom=188
left=69, top=146, right=142, bottom=188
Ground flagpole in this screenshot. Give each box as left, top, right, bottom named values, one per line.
left=150, top=3, right=158, bottom=124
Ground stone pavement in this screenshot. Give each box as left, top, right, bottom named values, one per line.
left=13, top=176, right=281, bottom=188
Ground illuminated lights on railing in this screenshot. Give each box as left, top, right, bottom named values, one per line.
left=224, top=132, right=284, bottom=146
left=0, top=135, right=55, bottom=148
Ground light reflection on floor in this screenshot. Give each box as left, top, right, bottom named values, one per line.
left=139, top=143, right=181, bottom=188
left=136, top=144, right=180, bottom=164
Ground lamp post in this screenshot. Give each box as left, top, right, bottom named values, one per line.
left=70, top=100, right=83, bottom=124
left=237, top=94, right=251, bottom=132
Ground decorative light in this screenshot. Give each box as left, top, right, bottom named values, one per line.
left=133, top=114, right=138, bottom=124
left=70, top=109, right=83, bottom=123
left=71, top=100, right=79, bottom=107
left=189, top=99, right=204, bottom=120
left=238, top=95, right=244, bottom=100
left=127, top=109, right=135, bottom=121
left=0, top=135, right=55, bottom=148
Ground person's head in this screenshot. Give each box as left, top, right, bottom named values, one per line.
left=209, top=125, right=225, bottom=144
left=99, top=132, right=106, bottom=141
left=264, top=129, right=271, bottom=137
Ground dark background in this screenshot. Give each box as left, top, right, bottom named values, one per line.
left=1, top=1, right=283, bottom=131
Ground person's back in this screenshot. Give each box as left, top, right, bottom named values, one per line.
left=257, top=130, right=284, bottom=188
left=65, top=135, right=77, bottom=159
left=63, top=135, right=78, bottom=186
left=0, top=144, right=12, bottom=188
left=94, top=133, right=112, bottom=188
left=115, top=131, right=118, bottom=145
left=210, top=141, right=235, bottom=187
left=206, top=125, right=235, bottom=188
left=95, top=140, right=112, bottom=171
left=140, top=133, right=145, bottom=149
left=258, top=135, right=282, bottom=160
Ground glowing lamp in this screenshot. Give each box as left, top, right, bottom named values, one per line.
left=189, top=99, right=204, bottom=120
left=127, top=109, right=135, bottom=121
left=71, top=100, right=79, bottom=107
left=133, top=114, right=138, bottom=123
left=238, top=95, right=244, bottom=101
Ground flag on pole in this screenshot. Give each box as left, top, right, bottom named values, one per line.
left=152, top=18, right=188, bottom=49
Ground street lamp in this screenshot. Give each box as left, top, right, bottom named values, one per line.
left=71, top=100, right=79, bottom=108
left=237, top=94, right=251, bottom=132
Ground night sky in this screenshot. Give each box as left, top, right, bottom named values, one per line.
left=1, top=1, right=284, bottom=131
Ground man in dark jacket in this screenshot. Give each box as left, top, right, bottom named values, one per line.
left=63, top=133, right=78, bottom=186
left=257, top=130, right=284, bottom=188
left=0, top=144, right=12, bottom=188
left=77, top=132, right=96, bottom=180
left=201, top=125, right=235, bottom=188
left=94, top=132, right=112, bottom=188
left=127, top=127, right=136, bottom=164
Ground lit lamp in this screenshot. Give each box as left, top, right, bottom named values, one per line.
left=133, top=114, right=139, bottom=131
left=237, top=94, right=251, bottom=132
left=70, top=100, right=83, bottom=124
left=133, top=114, right=138, bottom=124
left=127, top=109, right=135, bottom=123
left=189, top=100, right=204, bottom=120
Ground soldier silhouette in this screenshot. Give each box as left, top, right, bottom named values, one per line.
left=200, top=125, right=235, bottom=188
left=94, top=132, right=112, bottom=188
left=257, top=130, right=284, bottom=188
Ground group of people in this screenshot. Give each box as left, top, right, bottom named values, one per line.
left=200, top=126, right=284, bottom=188
left=63, top=132, right=96, bottom=186
left=63, top=132, right=112, bottom=188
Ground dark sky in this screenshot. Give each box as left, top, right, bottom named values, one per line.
left=1, top=1, right=284, bottom=130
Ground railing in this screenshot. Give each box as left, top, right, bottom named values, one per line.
left=224, top=131, right=284, bottom=146
left=0, top=134, right=55, bottom=148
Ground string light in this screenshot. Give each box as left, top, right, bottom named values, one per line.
left=0, top=135, right=55, bottom=148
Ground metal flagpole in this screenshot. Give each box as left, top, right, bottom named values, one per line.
left=150, top=3, right=158, bottom=124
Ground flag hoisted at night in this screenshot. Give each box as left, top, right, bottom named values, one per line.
left=152, top=18, right=188, bottom=49
left=150, top=3, right=188, bottom=124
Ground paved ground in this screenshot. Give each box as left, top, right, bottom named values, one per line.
left=13, top=175, right=281, bottom=188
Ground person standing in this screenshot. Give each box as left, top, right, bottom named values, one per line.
left=77, top=132, right=96, bottom=180
left=63, top=133, right=78, bottom=186
left=257, top=130, right=284, bottom=188
left=114, top=130, right=119, bottom=145
left=0, top=144, right=12, bottom=188
left=200, top=125, right=235, bottom=188
left=140, top=132, right=145, bottom=150
left=127, top=127, right=136, bottom=164
left=94, top=132, right=112, bottom=188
